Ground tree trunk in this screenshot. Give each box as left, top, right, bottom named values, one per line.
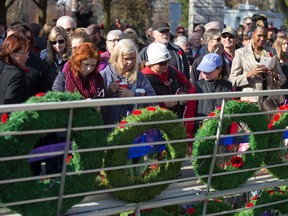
left=103, top=0, right=112, bottom=34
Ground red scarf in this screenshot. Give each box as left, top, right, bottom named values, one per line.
left=63, top=62, right=104, bottom=99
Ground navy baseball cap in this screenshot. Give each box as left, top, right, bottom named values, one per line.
left=197, top=53, right=223, bottom=73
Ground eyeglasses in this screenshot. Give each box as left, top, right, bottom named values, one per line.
left=107, top=39, right=121, bottom=43
left=221, top=34, right=235, bottom=39
left=158, top=60, right=169, bottom=66
left=51, top=39, right=65, bottom=45
left=246, top=23, right=252, bottom=26
left=177, top=31, right=185, bottom=34
left=65, top=27, right=76, bottom=32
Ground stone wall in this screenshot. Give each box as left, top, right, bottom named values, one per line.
left=188, top=0, right=224, bottom=34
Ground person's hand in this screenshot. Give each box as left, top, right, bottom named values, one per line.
left=247, top=65, right=267, bottom=78
left=164, top=101, right=178, bottom=108
left=118, top=87, right=134, bottom=97
left=267, top=68, right=279, bottom=81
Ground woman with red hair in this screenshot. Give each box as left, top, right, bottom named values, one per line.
left=0, top=34, right=31, bottom=104
left=52, top=42, right=104, bottom=99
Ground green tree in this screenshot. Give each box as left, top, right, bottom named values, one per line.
left=277, top=0, right=288, bottom=20
left=177, top=0, right=188, bottom=28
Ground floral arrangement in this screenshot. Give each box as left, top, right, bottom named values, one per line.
left=104, top=106, right=187, bottom=202
left=237, top=187, right=288, bottom=216
left=192, top=100, right=269, bottom=190
left=0, top=91, right=106, bottom=216
left=265, top=104, right=288, bottom=179
left=182, top=199, right=234, bottom=216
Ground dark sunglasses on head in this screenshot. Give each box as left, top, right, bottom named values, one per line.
left=51, top=39, right=65, bottom=45
left=158, top=60, right=169, bottom=66
left=177, top=31, right=185, bottom=34
left=221, top=34, right=235, bottom=39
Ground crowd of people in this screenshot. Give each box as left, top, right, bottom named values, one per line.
left=0, top=12, right=287, bottom=165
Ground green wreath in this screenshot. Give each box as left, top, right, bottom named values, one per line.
left=193, top=100, right=268, bottom=190
left=265, top=104, right=288, bottom=179
left=121, top=208, right=172, bottom=216
left=104, top=106, right=187, bottom=202
left=183, top=199, right=234, bottom=216
left=237, top=187, right=288, bottom=216
left=0, top=91, right=106, bottom=216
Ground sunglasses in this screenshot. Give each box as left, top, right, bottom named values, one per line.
left=177, top=31, right=185, bottom=34
left=221, top=34, right=235, bottom=39
left=51, top=39, right=65, bottom=45
left=158, top=60, right=169, bottom=66
left=66, top=27, right=76, bottom=32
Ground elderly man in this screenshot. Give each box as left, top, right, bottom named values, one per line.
left=98, top=30, right=124, bottom=71
left=56, top=15, right=77, bottom=38
left=139, top=22, right=190, bottom=79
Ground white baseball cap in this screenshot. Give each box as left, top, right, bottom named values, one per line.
left=146, top=42, right=171, bottom=65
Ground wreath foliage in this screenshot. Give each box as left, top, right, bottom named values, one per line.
left=237, top=187, right=288, bottom=216
left=265, top=104, right=288, bottom=179
left=0, top=91, right=106, bottom=216
left=192, top=100, right=268, bottom=190
left=120, top=208, right=172, bottom=216
left=182, top=199, right=234, bottom=216
left=104, top=106, right=187, bottom=202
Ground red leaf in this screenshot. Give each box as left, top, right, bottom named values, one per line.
left=273, top=114, right=281, bottom=122
left=268, top=122, right=274, bottom=130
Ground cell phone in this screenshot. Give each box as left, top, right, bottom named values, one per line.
left=176, top=88, right=188, bottom=94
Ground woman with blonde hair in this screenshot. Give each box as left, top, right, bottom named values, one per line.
left=52, top=42, right=104, bottom=99
left=100, top=39, right=155, bottom=124
left=40, top=26, right=71, bottom=87
left=272, top=36, right=288, bottom=98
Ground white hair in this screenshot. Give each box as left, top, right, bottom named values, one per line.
left=174, top=36, right=188, bottom=48
left=56, top=16, right=76, bottom=27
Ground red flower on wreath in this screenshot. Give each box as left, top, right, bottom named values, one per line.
left=246, top=202, right=254, bottom=208
left=178, top=49, right=183, bottom=56
left=214, top=199, right=221, bottom=202
left=215, top=106, right=222, bottom=111
left=268, top=190, right=275, bottom=195
left=146, top=106, right=157, bottom=112
left=132, top=110, right=142, bottom=116
left=119, top=120, right=127, bottom=129
left=273, top=114, right=281, bottom=122
left=268, top=122, right=274, bottom=130
left=279, top=190, right=285, bottom=194
left=187, top=207, right=195, bottom=214
left=35, top=92, right=46, bottom=97
left=66, top=154, right=73, bottom=164
left=230, top=156, right=244, bottom=168
left=1, top=113, right=9, bottom=124
left=251, top=195, right=259, bottom=200
left=208, top=112, right=216, bottom=117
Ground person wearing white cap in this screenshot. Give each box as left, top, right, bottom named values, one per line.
left=141, top=42, right=192, bottom=117
left=139, top=22, right=190, bottom=80
left=184, top=53, right=233, bottom=143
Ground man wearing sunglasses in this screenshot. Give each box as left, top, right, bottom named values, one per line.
left=221, top=26, right=238, bottom=77
left=139, top=22, right=190, bottom=80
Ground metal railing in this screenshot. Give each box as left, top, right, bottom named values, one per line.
left=0, top=89, right=288, bottom=216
